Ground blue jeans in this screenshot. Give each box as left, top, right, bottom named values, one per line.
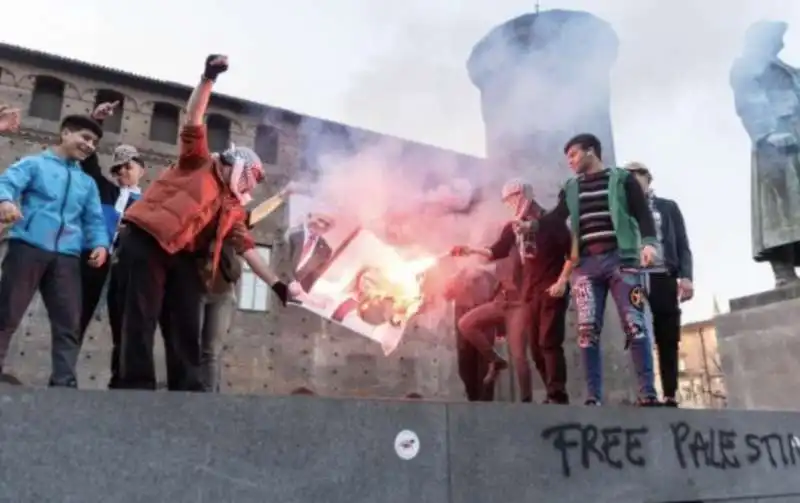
left=570, top=251, right=656, bottom=402
left=200, top=290, right=237, bottom=392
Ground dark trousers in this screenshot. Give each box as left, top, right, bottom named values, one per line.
left=529, top=292, right=569, bottom=403
left=459, top=292, right=569, bottom=403
left=113, top=225, right=205, bottom=391
left=458, top=296, right=533, bottom=401
left=0, top=240, right=82, bottom=387
left=162, top=291, right=236, bottom=392
left=107, top=266, right=184, bottom=390
left=647, top=272, right=681, bottom=399
left=78, top=249, right=110, bottom=342
left=454, top=304, right=496, bottom=402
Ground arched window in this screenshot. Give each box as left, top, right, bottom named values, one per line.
left=254, top=124, right=279, bottom=165
left=93, top=89, right=125, bottom=133
left=29, top=75, right=64, bottom=121
left=149, top=102, right=179, bottom=144
left=207, top=114, right=231, bottom=152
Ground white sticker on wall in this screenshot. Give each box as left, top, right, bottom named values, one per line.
left=792, top=435, right=800, bottom=450
left=394, top=429, right=420, bottom=460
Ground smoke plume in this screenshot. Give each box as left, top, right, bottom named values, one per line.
left=286, top=0, right=800, bottom=319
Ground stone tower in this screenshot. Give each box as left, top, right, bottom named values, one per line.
left=467, top=9, right=618, bottom=206
left=467, top=10, right=641, bottom=404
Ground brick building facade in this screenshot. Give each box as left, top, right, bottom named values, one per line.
left=0, top=43, right=472, bottom=399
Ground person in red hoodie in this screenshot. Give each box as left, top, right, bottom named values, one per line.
left=112, top=55, right=288, bottom=391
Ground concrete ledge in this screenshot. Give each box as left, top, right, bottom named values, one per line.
left=1, top=390, right=800, bottom=502
left=717, top=296, right=800, bottom=411
left=728, top=283, right=800, bottom=312
left=0, top=390, right=448, bottom=503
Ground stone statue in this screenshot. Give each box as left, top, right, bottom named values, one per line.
left=730, top=20, right=800, bottom=287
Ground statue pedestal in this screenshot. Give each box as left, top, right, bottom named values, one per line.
left=717, top=284, right=800, bottom=410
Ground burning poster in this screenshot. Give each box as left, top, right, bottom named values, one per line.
left=290, top=225, right=437, bottom=355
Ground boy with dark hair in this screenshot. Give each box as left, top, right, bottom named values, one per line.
left=625, top=161, right=694, bottom=407
left=550, top=132, right=659, bottom=406
left=0, top=113, right=109, bottom=387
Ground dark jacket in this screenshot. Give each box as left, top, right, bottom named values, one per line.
left=488, top=205, right=572, bottom=301
left=288, top=228, right=333, bottom=292
left=654, top=196, right=693, bottom=280
left=80, top=152, right=141, bottom=247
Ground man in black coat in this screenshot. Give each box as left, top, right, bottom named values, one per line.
left=287, top=212, right=334, bottom=299
left=625, top=162, right=694, bottom=407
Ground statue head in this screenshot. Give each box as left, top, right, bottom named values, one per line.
left=743, top=20, right=788, bottom=58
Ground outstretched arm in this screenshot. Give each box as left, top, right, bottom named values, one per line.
left=178, top=55, right=229, bottom=170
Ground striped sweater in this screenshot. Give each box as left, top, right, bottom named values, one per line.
left=577, top=169, right=616, bottom=255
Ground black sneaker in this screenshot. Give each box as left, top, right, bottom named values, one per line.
left=584, top=399, right=601, bottom=406
left=544, top=392, right=569, bottom=405
left=662, top=397, right=679, bottom=408
left=636, top=397, right=660, bottom=407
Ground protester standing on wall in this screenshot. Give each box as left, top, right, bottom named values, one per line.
left=551, top=133, right=660, bottom=406
left=624, top=162, right=694, bottom=407
left=450, top=180, right=573, bottom=404
left=112, top=55, right=288, bottom=391
left=0, top=112, right=109, bottom=387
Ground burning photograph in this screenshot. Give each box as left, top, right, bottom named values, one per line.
left=290, top=227, right=438, bottom=355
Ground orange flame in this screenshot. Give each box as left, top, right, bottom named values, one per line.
left=311, top=251, right=438, bottom=325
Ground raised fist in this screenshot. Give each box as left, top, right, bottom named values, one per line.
left=203, top=55, right=229, bottom=81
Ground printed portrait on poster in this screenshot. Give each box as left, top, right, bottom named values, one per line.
left=290, top=225, right=433, bottom=355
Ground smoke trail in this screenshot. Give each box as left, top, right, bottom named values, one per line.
left=295, top=116, right=507, bottom=254
left=288, top=0, right=800, bottom=320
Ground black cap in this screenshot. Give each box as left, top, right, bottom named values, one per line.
left=60, top=115, right=103, bottom=140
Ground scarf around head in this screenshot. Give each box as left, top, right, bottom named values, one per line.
left=501, top=180, right=535, bottom=220
left=223, top=145, right=265, bottom=205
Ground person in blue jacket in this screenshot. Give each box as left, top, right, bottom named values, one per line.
left=0, top=113, right=110, bottom=387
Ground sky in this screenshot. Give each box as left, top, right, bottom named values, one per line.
left=2, top=0, right=800, bottom=323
